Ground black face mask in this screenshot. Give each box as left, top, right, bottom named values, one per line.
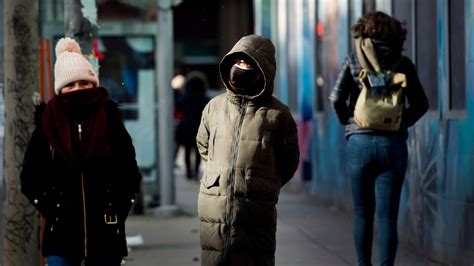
left=59, top=88, right=103, bottom=121
left=229, top=64, right=260, bottom=93
left=372, top=39, right=396, bottom=67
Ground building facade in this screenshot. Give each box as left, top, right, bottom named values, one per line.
left=254, top=0, right=474, bottom=264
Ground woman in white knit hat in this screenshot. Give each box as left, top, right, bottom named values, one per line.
left=20, top=37, right=142, bottom=266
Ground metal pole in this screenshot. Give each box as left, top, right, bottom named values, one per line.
left=155, top=0, right=178, bottom=216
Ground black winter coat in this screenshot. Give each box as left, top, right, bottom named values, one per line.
left=175, top=77, right=210, bottom=146
left=20, top=100, right=141, bottom=260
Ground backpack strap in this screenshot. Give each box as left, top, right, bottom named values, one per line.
left=355, top=37, right=404, bottom=74
left=355, top=37, right=381, bottom=73
left=387, top=56, right=403, bottom=72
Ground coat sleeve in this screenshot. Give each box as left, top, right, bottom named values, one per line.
left=402, top=59, right=429, bottom=128
left=196, top=102, right=211, bottom=162
left=107, top=102, right=142, bottom=219
left=20, top=125, right=53, bottom=217
left=279, top=109, right=300, bottom=186
left=329, top=57, right=358, bottom=125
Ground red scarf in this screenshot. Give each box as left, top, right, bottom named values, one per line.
left=42, top=87, right=110, bottom=162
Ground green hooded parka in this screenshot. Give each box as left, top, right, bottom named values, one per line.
left=196, top=35, right=300, bottom=266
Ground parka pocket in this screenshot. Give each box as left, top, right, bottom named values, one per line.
left=202, top=172, right=220, bottom=189
left=208, top=127, right=217, bottom=161
left=245, top=169, right=279, bottom=201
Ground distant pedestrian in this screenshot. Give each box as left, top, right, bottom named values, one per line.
left=196, top=34, right=300, bottom=266
left=175, top=71, right=210, bottom=180
left=172, top=73, right=186, bottom=167
left=20, top=37, right=142, bottom=266
left=329, top=12, right=429, bottom=266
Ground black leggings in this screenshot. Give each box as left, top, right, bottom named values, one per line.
left=184, top=142, right=201, bottom=180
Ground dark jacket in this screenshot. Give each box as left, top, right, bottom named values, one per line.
left=175, top=74, right=210, bottom=145
left=20, top=99, right=141, bottom=260
left=329, top=52, right=429, bottom=138
left=196, top=35, right=300, bottom=266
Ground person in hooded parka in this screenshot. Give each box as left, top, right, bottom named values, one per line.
left=196, top=34, right=300, bottom=266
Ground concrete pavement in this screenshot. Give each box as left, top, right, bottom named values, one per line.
left=124, top=170, right=441, bottom=266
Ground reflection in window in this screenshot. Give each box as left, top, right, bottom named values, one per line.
left=393, top=0, right=414, bottom=60
left=449, top=0, right=466, bottom=111
left=416, top=0, right=438, bottom=110
left=315, top=1, right=348, bottom=113
left=98, top=36, right=155, bottom=119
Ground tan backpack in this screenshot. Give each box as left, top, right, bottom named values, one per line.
left=353, top=38, right=407, bottom=131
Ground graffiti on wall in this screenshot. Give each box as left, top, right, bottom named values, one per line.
left=3, top=3, right=40, bottom=265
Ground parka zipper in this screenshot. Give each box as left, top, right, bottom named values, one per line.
left=223, top=97, right=247, bottom=262
left=76, top=121, right=88, bottom=258
left=81, top=171, right=88, bottom=257
left=77, top=123, right=82, bottom=141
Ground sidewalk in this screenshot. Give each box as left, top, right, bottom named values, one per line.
left=124, top=170, right=440, bottom=266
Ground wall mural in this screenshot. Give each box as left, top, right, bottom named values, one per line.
left=257, top=0, right=474, bottom=264
left=401, top=122, right=440, bottom=254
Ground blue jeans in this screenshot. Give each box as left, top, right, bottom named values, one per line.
left=346, top=134, right=407, bottom=266
left=47, top=256, right=122, bottom=266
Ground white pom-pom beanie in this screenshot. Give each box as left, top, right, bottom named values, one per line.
left=54, top=37, right=99, bottom=94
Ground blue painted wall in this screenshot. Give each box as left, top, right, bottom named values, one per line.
left=256, top=0, right=474, bottom=264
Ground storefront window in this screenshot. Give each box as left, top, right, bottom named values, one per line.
left=98, top=36, right=155, bottom=119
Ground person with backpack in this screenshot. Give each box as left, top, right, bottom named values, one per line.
left=329, top=12, right=429, bottom=266
left=20, top=37, right=142, bottom=266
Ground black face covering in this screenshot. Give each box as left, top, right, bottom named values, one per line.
left=372, top=39, right=396, bottom=68
left=229, top=64, right=260, bottom=94
left=59, top=88, right=103, bottom=121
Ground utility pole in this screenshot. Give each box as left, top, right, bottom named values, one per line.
left=0, top=0, right=5, bottom=264
left=155, top=0, right=181, bottom=216
left=3, top=0, right=40, bottom=265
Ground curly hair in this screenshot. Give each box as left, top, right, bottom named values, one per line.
left=352, top=11, right=407, bottom=51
